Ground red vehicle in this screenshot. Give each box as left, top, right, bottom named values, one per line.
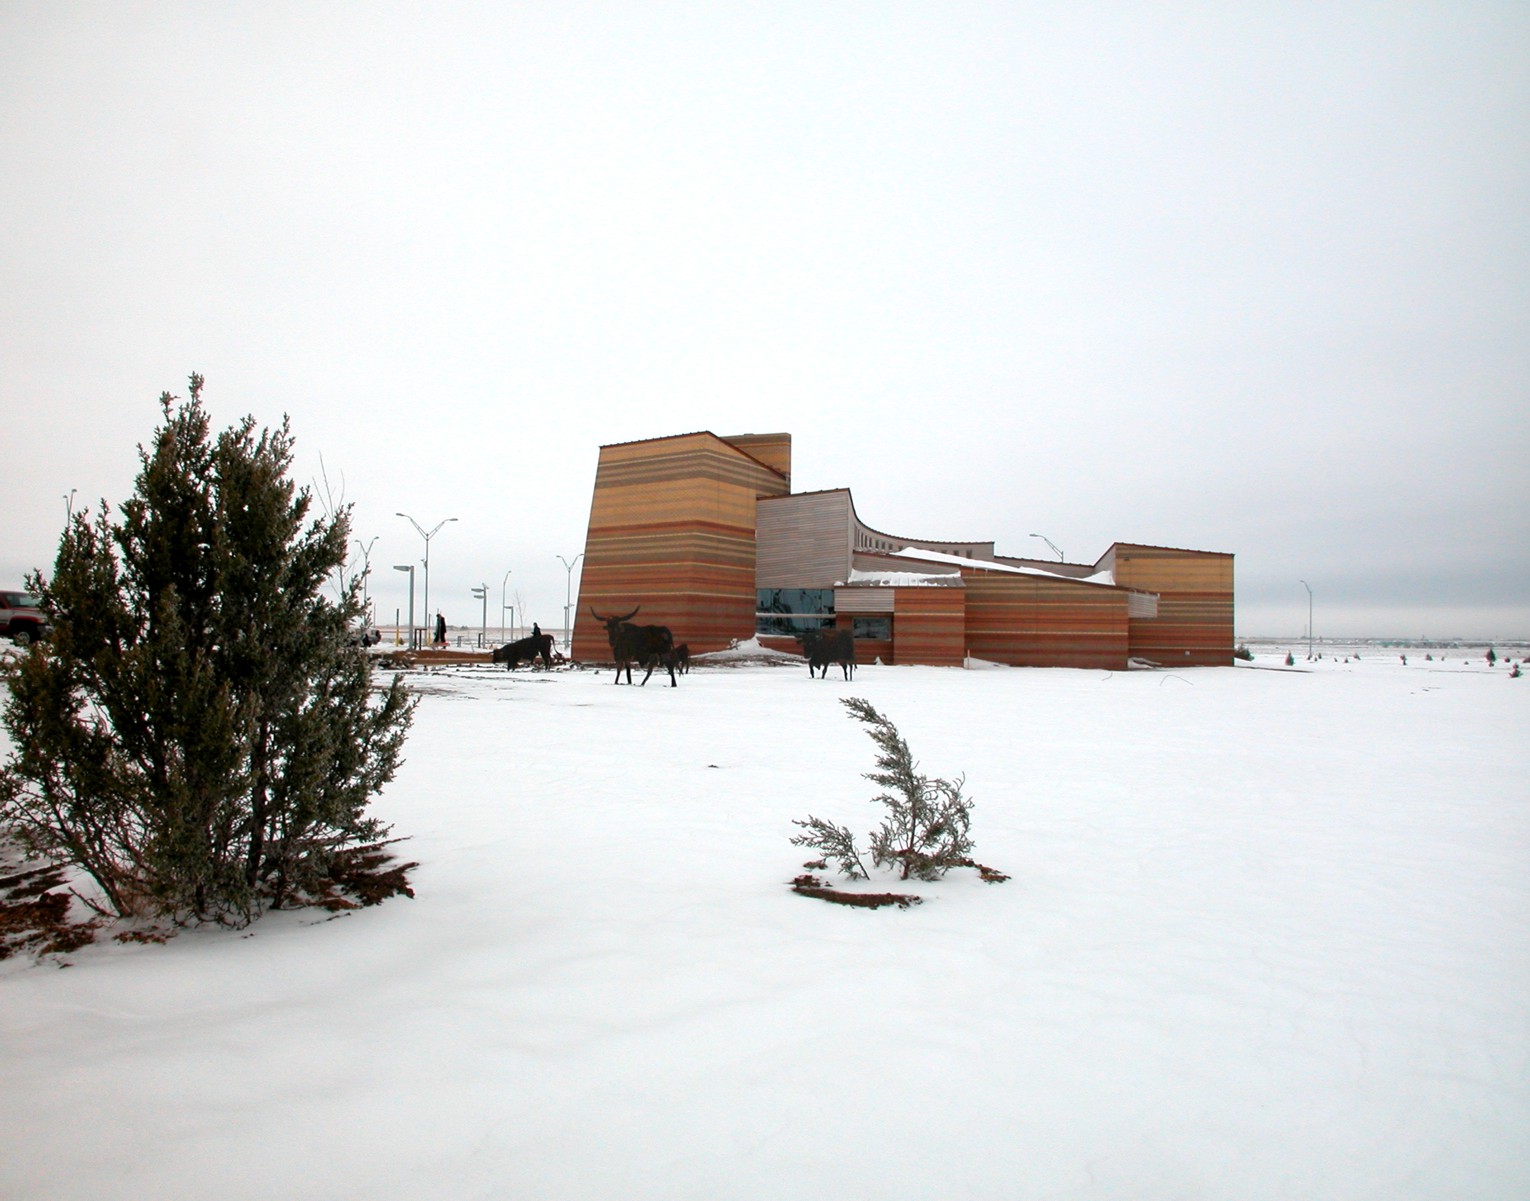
left=0, top=589, right=49, bottom=645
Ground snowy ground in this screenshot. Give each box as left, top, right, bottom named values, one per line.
left=2, top=646, right=1527, bottom=1200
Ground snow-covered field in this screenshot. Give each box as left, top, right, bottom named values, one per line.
left=2, top=646, right=1527, bottom=1200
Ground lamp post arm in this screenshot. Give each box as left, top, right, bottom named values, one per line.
left=1029, top=533, right=1064, bottom=562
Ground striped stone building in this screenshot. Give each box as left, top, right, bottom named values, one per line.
left=570, top=432, right=1233, bottom=669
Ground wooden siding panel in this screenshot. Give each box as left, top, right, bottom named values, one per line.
left=756, top=492, right=853, bottom=588
left=834, top=587, right=895, bottom=613
left=853, top=637, right=894, bottom=665
left=1111, top=545, right=1234, bottom=666
left=721, top=433, right=792, bottom=484
left=962, top=574, right=1129, bottom=668
left=572, top=434, right=789, bottom=661
left=891, top=587, right=966, bottom=667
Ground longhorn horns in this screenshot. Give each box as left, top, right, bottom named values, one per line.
left=590, top=605, right=641, bottom=624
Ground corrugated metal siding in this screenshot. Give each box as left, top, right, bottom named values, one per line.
left=756, top=491, right=853, bottom=588
left=572, top=434, right=790, bottom=661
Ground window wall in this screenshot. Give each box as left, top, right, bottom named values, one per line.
left=852, top=616, right=891, bottom=640
left=755, top=588, right=836, bottom=636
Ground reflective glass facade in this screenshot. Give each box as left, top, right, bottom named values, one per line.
left=756, top=588, right=836, bottom=636
left=852, top=616, right=891, bottom=640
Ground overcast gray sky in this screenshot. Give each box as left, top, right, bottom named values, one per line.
left=3, top=2, right=1526, bottom=640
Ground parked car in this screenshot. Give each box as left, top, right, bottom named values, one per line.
left=0, top=589, right=49, bottom=646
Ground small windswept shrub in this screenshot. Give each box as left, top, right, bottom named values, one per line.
left=789, top=814, right=869, bottom=880
left=792, top=697, right=976, bottom=883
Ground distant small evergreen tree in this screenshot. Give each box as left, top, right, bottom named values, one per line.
left=0, top=377, right=416, bottom=925
left=793, top=697, right=975, bottom=882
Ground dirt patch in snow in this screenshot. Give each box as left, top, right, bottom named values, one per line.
left=789, top=857, right=1010, bottom=909
left=790, top=873, right=922, bottom=909
left=0, top=844, right=100, bottom=962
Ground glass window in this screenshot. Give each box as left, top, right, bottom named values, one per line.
left=852, top=616, right=890, bottom=640
left=756, top=613, right=838, bottom=636
left=756, top=588, right=834, bottom=616
left=755, top=588, right=836, bottom=637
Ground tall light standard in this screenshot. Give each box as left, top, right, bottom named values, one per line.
left=397, top=512, right=457, bottom=634
left=558, top=553, right=584, bottom=652
left=393, top=564, right=416, bottom=649
left=471, top=584, right=488, bottom=647
left=500, top=568, right=513, bottom=641
left=353, top=535, right=378, bottom=622
left=1300, top=579, right=1314, bottom=661
left=63, top=489, right=77, bottom=525
left=1029, top=533, right=1064, bottom=562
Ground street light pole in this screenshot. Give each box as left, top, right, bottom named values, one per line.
left=471, top=584, right=488, bottom=648
left=500, top=568, right=513, bottom=642
left=1300, top=579, right=1314, bottom=661
left=397, top=512, right=457, bottom=636
left=393, top=564, right=415, bottom=649
left=558, top=553, right=584, bottom=653
left=1029, top=533, right=1064, bottom=562
left=354, top=536, right=378, bottom=622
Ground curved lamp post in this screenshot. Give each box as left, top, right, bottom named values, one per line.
left=1300, top=579, right=1314, bottom=661
left=397, top=512, right=457, bottom=637
left=1029, top=533, right=1064, bottom=562
left=500, top=568, right=513, bottom=642
left=393, top=564, right=415, bottom=649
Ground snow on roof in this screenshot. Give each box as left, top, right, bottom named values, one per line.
left=874, top=546, right=1117, bottom=586
left=845, top=568, right=963, bottom=587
